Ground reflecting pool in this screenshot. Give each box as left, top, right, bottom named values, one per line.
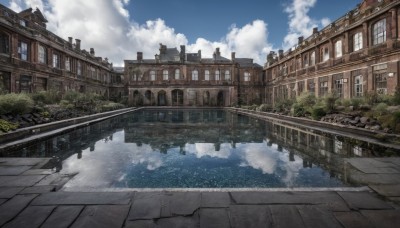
left=3, top=109, right=398, bottom=189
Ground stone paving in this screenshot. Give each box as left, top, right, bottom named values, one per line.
left=1, top=157, right=400, bottom=228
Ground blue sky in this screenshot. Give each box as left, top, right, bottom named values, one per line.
left=2, top=0, right=361, bottom=65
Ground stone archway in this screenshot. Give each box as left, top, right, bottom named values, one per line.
left=171, top=89, right=184, bottom=106
left=217, top=91, right=224, bottom=106
left=144, top=90, right=155, bottom=106
left=158, top=90, right=167, bottom=106
left=203, top=91, right=210, bottom=106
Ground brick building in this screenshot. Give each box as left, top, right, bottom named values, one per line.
left=124, top=44, right=264, bottom=106
left=264, top=0, right=400, bottom=105
left=0, top=4, right=124, bottom=97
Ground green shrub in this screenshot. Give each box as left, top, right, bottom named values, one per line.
left=364, top=91, right=379, bottom=105
left=275, top=99, right=294, bottom=112
left=0, top=119, right=18, bottom=132
left=0, top=93, right=34, bottom=115
left=323, top=93, right=338, bottom=113
left=31, top=90, right=61, bottom=105
left=257, top=104, right=272, bottom=112
left=310, top=106, right=326, bottom=120
left=296, top=92, right=316, bottom=108
left=100, top=102, right=125, bottom=112
left=350, top=97, right=364, bottom=109
left=291, top=103, right=305, bottom=117
left=341, top=99, right=351, bottom=107
left=393, top=87, right=400, bottom=105
left=373, top=102, right=388, bottom=116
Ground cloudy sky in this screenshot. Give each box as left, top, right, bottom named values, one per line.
left=1, top=0, right=359, bottom=66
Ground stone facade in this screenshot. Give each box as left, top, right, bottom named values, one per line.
left=0, top=4, right=124, bottom=97
left=264, top=0, right=400, bottom=105
left=124, top=45, right=264, bottom=106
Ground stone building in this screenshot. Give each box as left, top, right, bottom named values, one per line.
left=264, top=0, right=400, bottom=105
left=0, top=4, right=123, bottom=97
left=124, top=44, right=264, bottom=106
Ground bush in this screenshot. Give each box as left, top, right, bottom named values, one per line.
left=323, top=93, right=338, bottom=113
left=394, top=87, right=400, bottom=105
left=275, top=99, right=294, bottom=112
left=0, top=93, right=34, bottom=115
left=0, top=119, right=18, bottom=132
left=31, top=90, right=61, bottom=105
left=100, top=102, right=125, bottom=112
left=296, top=92, right=316, bottom=108
left=350, top=97, right=364, bottom=109
left=373, top=102, right=388, bottom=116
left=257, top=104, right=272, bottom=112
left=310, top=106, right=326, bottom=120
left=291, top=103, right=305, bottom=117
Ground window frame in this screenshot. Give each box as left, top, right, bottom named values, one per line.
left=204, top=70, right=210, bottom=81
left=372, top=18, right=386, bottom=45
left=162, top=70, right=169, bottom=80
left=335, top=40, right=342, bottom=58
left=192, top=70, right=199, bottom=81
left=353, top=32, right=363, bottom=51
left=38, top=45, right=47, bottom=64
left=18, top=40, right=29, bottom=61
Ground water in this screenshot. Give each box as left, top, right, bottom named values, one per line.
left=2, top=109, right=398, bottom=189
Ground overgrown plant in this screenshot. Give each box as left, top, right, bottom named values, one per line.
left=0, top=93, right=34, bottom=115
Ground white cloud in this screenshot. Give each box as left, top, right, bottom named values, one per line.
left=185, top=143, right=232, bottom=159
left=8, top=0, right=271, bottom=66
left=282, top=0, right=330, bottom=50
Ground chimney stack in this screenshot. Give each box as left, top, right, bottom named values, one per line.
left=312, top=27, right=318, bottom=34
left=216, top=47, right=220, bottom=56
left=180, top=45, right=185, bottom=62
left=75, top=39, right=81, bottom=50
left=68, top=37, right=73, bottom=44
left=198, top=50, right=201, bottom=59
left=231, top=52, right=235, bottom=61
left=90, top=48, right=95, bottom=56
left=137, top=52, right=143, bottom=61
left=298, top=36, right=304, bottom=45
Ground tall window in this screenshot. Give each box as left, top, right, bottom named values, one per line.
left=307, top=79, right=315, bottom=94
left=204, top=70, right=210, bottom=81
left=65, top=57, right=71, bottom=71
left=175, top=69, right=180, bottom=79
left=310, top=52, right=315, bottom=66
left=333, top=73, right=344, bottom=98
left=354, top=74, right=363, bottom=97
left=192, top=70, right=198, bottom=81
left=303, top=55, right=308, bottom=67
left=52, top=53, right=60, bottom=68
left=0, top=33, right=9, bottom=54
left=18, top=41, right=28, bottom=61
left=374, top=64, right=387, bottom=94
left=322, top=47, right=329, bottom=62
left=335, top=40, right=342, bottom=58
left=77, top=61, right=81, bottom=76
left=244, top=72, right=250, bottom=82
left=38, top=45, right=47, bottom=64
left=225, top=70, right=230, bottom=80
left=150, top=70, right=156, bottom=81
left=215, top=70, right=220, bottom=81
left=162, top=70, right=168, bottom=80
left=353, top=32, right=363, bottom=51
left=372, top=19, right=386, bottom=45
left=319, top=76, right=328, bottom=97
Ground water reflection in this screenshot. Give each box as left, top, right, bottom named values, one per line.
left=2, top=109, right=398, bottom=189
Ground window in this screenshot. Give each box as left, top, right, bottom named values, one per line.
left=215, top=70, right=220, bottom=81
left=192, top=70, right=198, bottom=81
left=335, top=40, right=342, bottom=58
left=303, top=55, right=308, bottom=68
left=65, top=57, right=71, bottom=71
left=0, top=33, right=9, bottom=54
left=162, top=70, right=168, bottom=80
left=150, top=70, right=156, bottom=81
left=322, top=47, right=329, bottom=62
left=333, top=73, right=344, bottom=98
left=373, top=64, right=387, bottom=94
left=18, top=41, right=28, bottom=61
left=372, top=19, right=386, bottom=45
left=225, top=70, right=230, bottom=80
left=19, top=20, right=26, bottom=27
left=204, top=70, right=210, bottom=81
left=77, top=61, right=81, bottom=76
left=244, top=72, right=250, bottom=82
left=52, top=53, right=60, bottom=68
left=319, top=76, right=329, bottom=97
left=354, top=75, right=363, bottom=97
left=175, top=69, right=180, bottom=79
left=307, top=79, right=315, bottom=94
left=283, top=63, right=288, bottom=75
left=310, top=52, right=315, bottom=66
left=353, top=32, right=363, bottom=51
left=38, top=45, right=47, bottom=64
left=298, top=81, right=305, bottom=94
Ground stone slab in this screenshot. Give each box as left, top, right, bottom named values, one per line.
left=200, top=208, right=230, bottom=228
left=269, top=205, right=305, bottom=228
left=161, top=192, right=200, bottom=217
left=157, top=215, right=199, bottom=228
left=338, top=192, right=393, bottom=210
left=22, top=169, right=55, bottom=175
left=231, top=191, right=349, bottom=211
left=297, top=205, right=342, bottom=228
left=0, top=194, right=38, bottom=226
left=2, top=206, right=55, bottom=228
left=334, top=212, right=374, bottom=228
left=369, top=184, right=400, bottom=197
left=0, top=187, right=23, bottom=198
left=201, top=192, right=231, bottom=208
left=0, top=158, right=48, bottom=166
left=31, top=192, right=133, bottom=205
left=0, top=175, right=46, bottom=187
left=348, top=173, right=400, bottom=185
left=128, top=192, right=162, bottom=220
left=229, top=205, right=272, bottom=228
left=361, top=210, right=400, bottom=228
left=70, top=205, right=130, bottom=228
left=41, top=206, right=84, bottom=228
left=347, top=158, right=400, bottom=173
left=0, top=166, right=32, bottom=175
left=125, top=220, right=156, bottom=228
left=19, top=185, right=55, bottom=194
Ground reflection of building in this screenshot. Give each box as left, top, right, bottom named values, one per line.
left=264, top=0, right=400, bottom=105
left=0, top=4, right=124, bottom=97
left=124, top=44, right=264, bottom=107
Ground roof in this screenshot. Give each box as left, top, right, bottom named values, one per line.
left=159, top=48, right=180, bottom=62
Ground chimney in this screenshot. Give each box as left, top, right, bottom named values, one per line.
left=312, top=27, right=318, bottom=34
left=137, top=52, right=143, bottom=61
left=278, top=50, right=284, bottom=60
left=75, top=39, right=81, bottom=50
left=231, top=52, right=235, bottom=61
left=68, top=37, right=73, bottom=44
left=180, top=45, right=185, bottom=62
left=216, top=47, right=220, bottom=56
left=198, top=50, right=201, bottom=59
left=159, top=43, right=166, bottom=55
left=90, top=48, right=95, bottom=56
left=298, top=36, right=304, bottom=45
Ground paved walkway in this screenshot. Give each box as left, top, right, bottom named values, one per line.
left=1, top=158, right=400, bottom=228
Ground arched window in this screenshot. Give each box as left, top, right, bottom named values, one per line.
left=204, top=70, right=210, bottom=81
left=150, top=70, right=156, bottom=81
left=335, top=40, right=342, bottom=58
left=225, top=70, right=230, bottom=80
left=215, top=70, right=220, bottom=81
left=0, top=32, right=9, bottom=54
left=244, top=72, right=250, bottom=82
left=38, top=45, right=46, bottom=64
left=372, top=18, right=386, bottom=45
left=175, top=69, right=180, bottom=79
left=192, top=70, right=198, bottom=81
left=310, top=51, right=315, bottom=66
left=163, top=70, right=169, bottom=80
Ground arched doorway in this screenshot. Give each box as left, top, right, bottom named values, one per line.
left=171, top=89, right=184, bottom=106
left=144, top=90, right=155, bottom=106
left=132, top=90, right=143, bottom=106
left=203, top=91, right=210, bottom=106
left=217, top=91, right=224, bottom=106
left=158, top=90, right=167, bottom=106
